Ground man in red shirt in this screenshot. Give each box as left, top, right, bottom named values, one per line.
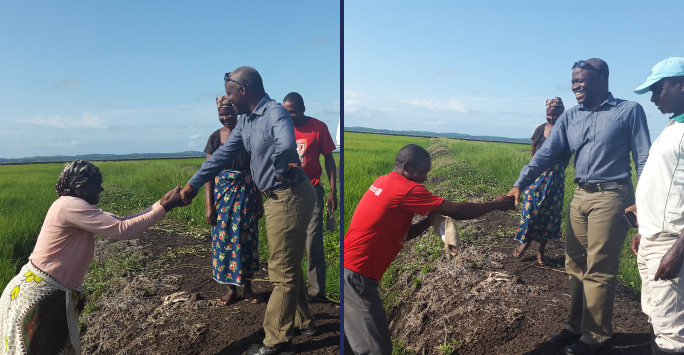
left=344, top=144, right=515, bottom=355
left=283, top=92, right=337, bottom=302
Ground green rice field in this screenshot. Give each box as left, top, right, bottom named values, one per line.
left=343, top=132, right=641, bottom=294
left=0, top=154, right=340, bottom=297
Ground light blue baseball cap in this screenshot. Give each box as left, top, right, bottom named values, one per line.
left=635, top=57, right=684, bottom=95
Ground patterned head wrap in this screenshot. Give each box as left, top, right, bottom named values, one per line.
left=55, top=160, right=100, bottom=197
left=216, top=95, right=232, bottom=110
left=546, top=97, right=565, bottom=115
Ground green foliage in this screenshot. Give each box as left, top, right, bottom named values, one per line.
left=83, top=248, right=144, bottom=302
left=0, top=154, right=341, bottom=299
left=392, top=338, right=417, bottom=355
left=438, top=339, right=459, bottom=355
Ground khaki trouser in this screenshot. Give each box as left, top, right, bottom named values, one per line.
left=638, top=233, right=684, bottom=352
left=262, top=180, right=317, bottom=347
left=565, top=183, right=634, bottom=345
left=306, top=183, right=327, bottom=298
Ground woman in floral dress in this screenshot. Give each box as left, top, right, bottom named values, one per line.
left=513, top=97, right=571, bottom=265
left=204, top=96, right=263, bottom=305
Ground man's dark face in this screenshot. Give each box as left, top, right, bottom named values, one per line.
left=403, top=159, right=431, bottom=184
left=572, top=67, right=605, bottom=108
left=650, top=77, right=684, bottom=115
left=282, top=101, right=307, bottom=127
left=224, top=78, right=249, bottom=114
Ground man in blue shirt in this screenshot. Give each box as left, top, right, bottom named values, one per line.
left=508, top=58, right=651, bottom=355
left=181, top=67, right=317, bottom=355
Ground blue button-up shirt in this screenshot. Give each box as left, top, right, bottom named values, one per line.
left=514, top=93, right=651, bottom=189
left=188, top=94, right=304, bottom=192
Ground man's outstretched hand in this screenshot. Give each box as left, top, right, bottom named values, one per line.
left=495, top=194, right=516, bottom=211
left=507, top=187, right=521, bottom=206
left=180, top=184, right=198, bottom=205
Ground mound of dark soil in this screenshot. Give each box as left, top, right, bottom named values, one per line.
left=386, top=210, right=650, bottom=355
left=80, top=222, right=340, bottom=355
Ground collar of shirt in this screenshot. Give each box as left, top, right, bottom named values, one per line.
left=247, top=94, right=271, bottom=121
left=578, top=92, right=617, bottom=111
left=672, top=112, right=684, bottom=123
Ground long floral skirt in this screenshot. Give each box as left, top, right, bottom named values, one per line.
left=212, top=169, right=260, bottom=286
left=515, top=160, right=565, bottom=244
left=0, top=263, right=81, bottom=355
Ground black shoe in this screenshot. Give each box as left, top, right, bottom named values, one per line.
left=551, top=329, right=582, bottom=346
left=564, top=340, right=613, bottom=355
left=257, top=327, right=319, bottom=337
left=246, top=341, right=296, bottom=355
left=296, top=325, right=320, bottom=337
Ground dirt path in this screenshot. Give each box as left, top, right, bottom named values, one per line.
left=80, top=221, right=340, bottom=355
left=385, top=210, right=650, bottom=355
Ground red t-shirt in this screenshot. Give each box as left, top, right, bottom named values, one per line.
left=294, top=117, right=337, bottom=186
left=344, top=172, right=445, bottom=280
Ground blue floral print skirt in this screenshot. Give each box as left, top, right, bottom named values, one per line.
left=515, top=160, right=565, bottom=243
left=212, top=169, right=259, bottom=286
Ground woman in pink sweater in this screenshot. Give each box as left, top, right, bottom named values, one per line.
left=0, top=160, right=186, bottom=355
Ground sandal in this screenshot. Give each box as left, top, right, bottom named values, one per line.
left=243, top=295, right=262, bottom=304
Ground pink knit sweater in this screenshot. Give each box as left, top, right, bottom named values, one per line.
left=29, top=196, right=166, bottom=289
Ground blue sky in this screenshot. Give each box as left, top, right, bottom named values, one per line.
left=0, top=2, right=340, bottom=159
left=344, top=1, right=684, bottom=141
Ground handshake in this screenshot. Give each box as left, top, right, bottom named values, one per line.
left=159, top=184, right=197, bottom=212
left=493, top=194, right=516, bottom=211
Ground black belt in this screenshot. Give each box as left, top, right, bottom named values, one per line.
left=577, top=178, right=630, bottom=193
left=263, top=174, right=306, bottom=198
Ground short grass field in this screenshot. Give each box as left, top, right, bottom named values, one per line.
left=343, top=132, right=641, bottom=295
left=0, top=153, right=340, bottom=298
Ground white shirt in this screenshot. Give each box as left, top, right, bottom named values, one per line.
left=636, top=115, right=684, bottom=240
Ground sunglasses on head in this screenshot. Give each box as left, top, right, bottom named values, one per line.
left=572, top=60, right=605, bottom=75
left=224, top=72, right=245, bottom=87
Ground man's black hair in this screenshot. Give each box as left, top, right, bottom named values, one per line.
left=283, top=92, right=305, bottom=110
left=395, top=144, right=431, bottom=167
left=586, top=58, right=609, bottom=77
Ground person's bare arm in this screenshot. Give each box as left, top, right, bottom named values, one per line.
left=431, top=195, right=515, bottom=220
left=404, top=214, right=434, bottom=242
left=324, top=153, right=337, bottom=213
left=204, top=153, right=217, bottom=226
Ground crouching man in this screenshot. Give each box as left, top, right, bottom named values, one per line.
left=343, top=144, right=515, bottom=355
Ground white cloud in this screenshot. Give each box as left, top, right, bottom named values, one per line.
left=190, top=134, right=199, bottom=139
left=50, top=140, right=85, bottom=147
left=344, top=98, right=364, bottom=113
left=404, top=98, right=467, bottom=112
left=344, top=90, right=364, bottom=97
left=20, top=112, right=106, bottom=129
left=53, top=78, right=82, bottom=90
